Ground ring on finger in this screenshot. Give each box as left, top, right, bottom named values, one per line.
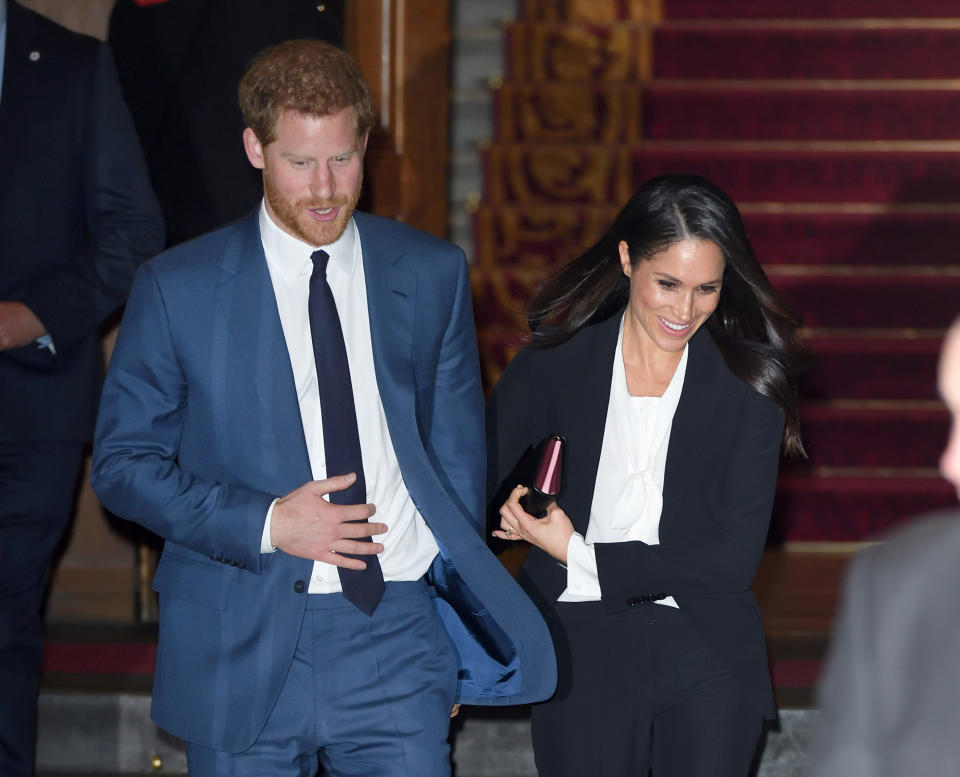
left=504, top=529, right=513, bottom=538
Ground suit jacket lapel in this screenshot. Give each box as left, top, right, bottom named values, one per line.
left=661, top=327, right=726, bottom=537
left=215, top=211, right=311, bottom=482
left=354, top=212, right=417, bottom=426
left=559, top=312, right=621, bottom=536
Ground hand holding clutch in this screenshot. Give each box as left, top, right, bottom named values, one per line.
left=521, top=434, right=566, bottom=518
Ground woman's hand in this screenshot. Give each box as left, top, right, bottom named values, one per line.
left=492, top=485, right=575, bottom=564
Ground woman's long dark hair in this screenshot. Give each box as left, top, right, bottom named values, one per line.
left=528, top=174, right=805, bottom=456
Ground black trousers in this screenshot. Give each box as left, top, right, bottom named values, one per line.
left=532, top=601, right=763, bottom=777
left=0, top=441, right=85, bottom=776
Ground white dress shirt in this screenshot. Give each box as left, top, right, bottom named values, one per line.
left=559, top=316, right=687, bottom=605
left=258, top=203, right=439, bottom=592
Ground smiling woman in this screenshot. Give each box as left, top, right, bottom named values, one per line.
left=486, top=174, right=805, bottom=777
left=525, top=173, right=805, bottom=456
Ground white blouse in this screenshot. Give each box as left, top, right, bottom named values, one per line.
left=558, top=317, right=688, bottom=605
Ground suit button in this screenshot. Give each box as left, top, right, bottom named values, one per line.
left=627, top=596, right=639, bottom=606
left=293, top=580, right=307, bottom=594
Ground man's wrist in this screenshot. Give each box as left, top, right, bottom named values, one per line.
left=261, top=498, right=279, bottom=553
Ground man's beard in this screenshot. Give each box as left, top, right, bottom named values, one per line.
left=263, top=169, right=362, bottom=247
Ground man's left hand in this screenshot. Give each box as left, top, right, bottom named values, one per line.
left=0, top=302, right=46, bottom=350
left=450, top=704, right=460, bottom=718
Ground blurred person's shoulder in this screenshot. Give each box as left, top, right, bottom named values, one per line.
left=850, top=508, right=960, bottom=596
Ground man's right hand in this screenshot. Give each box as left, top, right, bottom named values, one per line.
left=270, top=473, right=386, bottom=568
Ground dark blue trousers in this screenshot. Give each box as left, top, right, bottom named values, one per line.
left=0, top=441, right=85, bottom=777
left=185, top=579, right=459, bottom=777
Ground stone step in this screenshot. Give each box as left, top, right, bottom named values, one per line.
left=451, top=28, right=506, bottom=90
left=36, top=691, right=815, bottom=776
left=448, top=0, right=516, bottom=250
left=454, top=0, right=518, bottom=29
left=450, top=150, right=484, bottom=205
left=450, top=89, right=493, bottom=151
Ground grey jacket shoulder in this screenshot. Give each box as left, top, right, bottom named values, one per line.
left=853, top=508, right=960, bottom=588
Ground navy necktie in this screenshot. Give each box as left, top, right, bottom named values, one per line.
left=308, top=249, right=384, bottom=615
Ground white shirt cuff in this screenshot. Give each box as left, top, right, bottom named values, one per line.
left=557, top=532, right=602, bottom=602
left=261, top=499, right=279, bottom=553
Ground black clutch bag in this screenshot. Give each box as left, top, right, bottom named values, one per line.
left=520, top=434, right=566, bottom=518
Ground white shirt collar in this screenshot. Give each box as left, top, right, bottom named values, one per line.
left=258, top=200, right=358, bottom=285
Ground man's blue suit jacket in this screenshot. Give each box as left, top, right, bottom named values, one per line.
left=92, top=209, right=556, bottom=752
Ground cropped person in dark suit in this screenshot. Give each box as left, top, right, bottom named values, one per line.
left=109, top=0, right=344, bottom=246
left=0, top=1, right=164, bottom=774
left=807, top=318, right=960, bottom=777
left=487, top=174, right=805, bottom=777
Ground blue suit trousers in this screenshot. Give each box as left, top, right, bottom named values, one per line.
left=185, top=579, right=458, bottom=776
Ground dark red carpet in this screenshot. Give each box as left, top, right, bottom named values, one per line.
left=42, top=641, right=155, bottom=676
left=663, top=0, right=960, bottom=19
left=484, top=146, right=960, bottom=205
left=795, top=405, right=948, bottom=470
left=643, top=86, right=960, bottom=142
left=773, top=476, right=957, bottom=542
left=800, top=335, right=942, bottom=400
left=653, top=25, right=960, bottom=80
left=770, top=273, right=960, bottom=329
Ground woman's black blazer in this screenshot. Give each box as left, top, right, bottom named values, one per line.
left=486, top=311, right=783, bottom=717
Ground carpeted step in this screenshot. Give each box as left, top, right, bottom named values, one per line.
left=654, top=23, right=960, bottom=80
left=742, top=208, right=960, bottom=267
left=521, top=0, right=960, bottom=22
left=664, top=0, right=960, bottom=20
left=504, top=22, right=960, bottom=83
left=494, top=82, right=960, bottom=144
left=773, top=473, right=956, bottom=542
left=769, top=271, right=960, bottom=329
left=791, top=404, right=948, bottom=470
left=801, top=333, right=943, bottom=401
left=643, top=85, right=960, bottom=142
left=473, top=203, right=960, bottom=270
left=484, top=144, right=960, bottom=205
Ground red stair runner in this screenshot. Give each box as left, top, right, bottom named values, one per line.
left=800, top=334, right=942, bottom=401
left=485, top=146, right=960, bottom=204
left=653, top=24, right=960, bottom=80
left=793, top=405, right=948, bottom=470
left=663, top=0, right=960, bottom=20
left=642, top=86, right=960, bottom=141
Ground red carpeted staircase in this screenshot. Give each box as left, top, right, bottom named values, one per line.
left=472, top=0, right=960, bottom=544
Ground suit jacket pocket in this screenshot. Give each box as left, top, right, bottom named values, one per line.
left=152, top=551, right=231, bottom=611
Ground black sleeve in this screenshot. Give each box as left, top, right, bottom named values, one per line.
left=485, top=350, right=538, bottom=541
left=595, top=389, right=784, bottom=598
left=23, top=44, right=163, bottom=354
